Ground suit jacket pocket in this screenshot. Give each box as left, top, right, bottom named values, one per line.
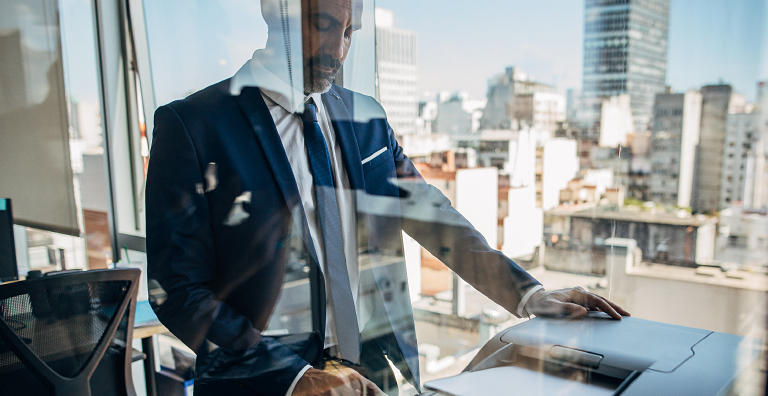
left=362, top=148, right=390, bottom=174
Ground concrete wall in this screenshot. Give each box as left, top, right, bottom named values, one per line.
left=599, top=94, right=634, bottom=148
left=544, top=246, right=608, bottom=275
left=456, top=168, right=499, bottom=247
left=502, top=186, right=543, bottom=258
left=540, top=139, right=579, bottom=210
left=603, top=238, right=767, bottom=339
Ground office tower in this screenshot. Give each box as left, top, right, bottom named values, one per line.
left=721, top=111, right=757, bottom=208
left=693, top=85, right=746, bottom=212
left=566, top=88, right=582, bottom=122
left=648, top=91, right=702, bottom=208
left=745, top=81, right=768, bottom=208
left=513, top=92, right=566, bottom=134
left=481, top=67, right=517, bottom=130
left=480, top=66, right=556, bottom=131
left=375, top=8, right=418, bottom=136
left=582, top=0, right=670, bottom=133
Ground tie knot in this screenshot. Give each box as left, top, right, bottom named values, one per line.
left=302, top=100, right=318, bottom=123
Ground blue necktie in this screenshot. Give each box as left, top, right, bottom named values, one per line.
left=300, top=100, right=361, bottom=362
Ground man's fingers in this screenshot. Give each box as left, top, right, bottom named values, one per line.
left=563, top=303, right=588, bottom=317
left=606, top=299, right=631, bottom=316
left=585, top=293, right=622, bottom=319
left=365, top=380, right=387, bottom=396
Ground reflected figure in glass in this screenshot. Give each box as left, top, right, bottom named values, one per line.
left=145, top=1, right=629, bottom=395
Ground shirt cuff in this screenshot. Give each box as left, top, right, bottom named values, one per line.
left=285, top=364, right=313, bottom=396
left=517, top=285, right=544, bottom=318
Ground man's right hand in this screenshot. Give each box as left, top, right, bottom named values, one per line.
left=292, top=366, right=386, bottom=396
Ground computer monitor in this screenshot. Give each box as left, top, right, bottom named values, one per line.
left=0, top=198, right=18, bottom=282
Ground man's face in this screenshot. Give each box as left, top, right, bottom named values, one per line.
left=301, top=0, right=361, bottom=94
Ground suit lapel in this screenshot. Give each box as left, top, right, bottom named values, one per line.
left=234, top=86, right=328, bottom=335
left=234, top=87, right=301, bottom=208
left=322, top=88, right=365, bottom=191
left=323, top=88, right=422, bottom=386
left=233, top=86, right=322, bottom=273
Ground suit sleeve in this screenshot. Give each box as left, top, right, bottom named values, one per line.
left=146, top=104, right=309, bottom=395
left=383, top=120, right=542, bottom=316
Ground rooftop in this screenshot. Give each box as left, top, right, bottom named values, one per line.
left=550, top=207, right=718, bottom=227
left=629, top=262, right=768, bottom=293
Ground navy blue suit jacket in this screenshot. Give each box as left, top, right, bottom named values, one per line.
left=146, top=80, right=540, bottom=395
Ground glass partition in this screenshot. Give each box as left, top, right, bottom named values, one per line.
left=135, top=0, right=768, bottom=395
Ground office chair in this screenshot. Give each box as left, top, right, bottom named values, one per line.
left=0, top=268, right=141, bottom=396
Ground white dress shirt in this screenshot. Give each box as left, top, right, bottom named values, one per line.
left=231, top=50, right=365, bottom=395
left=230, top=50, right=542, bottom=395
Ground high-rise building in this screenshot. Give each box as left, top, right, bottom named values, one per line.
left=480, top=66, right=556, bottom=131
left=648, top=91, right=702, bottom=208
left=721, top=111, right=757, bottom=208
left=745, top=81, right=768, bottom=209
left=692, top=85, right=746, bottom=213
left=566, top=88, right=583, bottom=122
left=582, top=0, right=670, bottom=133
left=375, top=8, right=418, bottom=136
left=513, top=92, right=566, bottom=134
left=480, top=67, right=518, bottom=131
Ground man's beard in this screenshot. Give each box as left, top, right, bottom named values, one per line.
left=304, top=54, right=342, bottom=94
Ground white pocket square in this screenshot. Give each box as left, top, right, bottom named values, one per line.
left=362, top=147, right=388, bottom=165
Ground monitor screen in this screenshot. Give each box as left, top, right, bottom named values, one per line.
left=0, top=198, right=18, bottom=282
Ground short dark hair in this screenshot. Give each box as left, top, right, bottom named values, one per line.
left=261, top=0, right=363, bottom=30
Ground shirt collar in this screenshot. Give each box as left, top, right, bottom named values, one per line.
left=229, top=48, right=307, bottom=113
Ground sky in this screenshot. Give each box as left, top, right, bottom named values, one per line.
left=377, top=0, right=768, bottom=101
left=59, top=0, right=767, bottom=105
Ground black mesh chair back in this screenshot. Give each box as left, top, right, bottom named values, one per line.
left=0, top=268, right=141, bottom=396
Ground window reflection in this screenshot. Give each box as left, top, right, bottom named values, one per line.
left=137, top=0, right=767, bottom=395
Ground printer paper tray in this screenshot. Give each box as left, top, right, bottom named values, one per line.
left=424, top=366, right=616, bottom=396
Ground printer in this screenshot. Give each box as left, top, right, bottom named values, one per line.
left=423, top=312, right=762, bottom=396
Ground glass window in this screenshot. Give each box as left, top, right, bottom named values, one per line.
left=113, top=0, right=768, bottom=394
left=0, top=0, right=111, bottom=273
left=376, top=0, right=765, bottom=393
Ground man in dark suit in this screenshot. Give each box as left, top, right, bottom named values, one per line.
left=146, top=0, right=629, bottom=395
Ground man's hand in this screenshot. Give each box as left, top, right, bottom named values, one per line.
left=292, top=366, right=386, bottom=396
left=525, top=287, right=630, bottom=320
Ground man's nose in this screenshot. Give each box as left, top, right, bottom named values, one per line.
left=323, top=31, right=346, bottom=60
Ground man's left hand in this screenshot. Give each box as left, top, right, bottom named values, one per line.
left=525, top=287, right=630, bottom=320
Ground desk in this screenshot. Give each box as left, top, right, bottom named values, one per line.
left=133, top=323, right=167, bottom=340
left=133, top=301, right=168, bottom=396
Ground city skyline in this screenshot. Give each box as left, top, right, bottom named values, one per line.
left=62, top=0, right=767, bottom=106
left=378, top=0, right=767, bottom=102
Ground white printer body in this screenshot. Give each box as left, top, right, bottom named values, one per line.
left=424, top=313, right=762, bottom=395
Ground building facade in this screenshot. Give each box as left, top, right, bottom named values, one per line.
left=745, top=82, right=768, bottom=209
left=375, top=8, right=418, bottom=136
left=720, top=112, right=758, bottom=208
left=598, top=94, right=635, bottom=147
left=433, top=92, right=473, bottom=135
left=480, top=66, right=556, bottom=131
left=693, top=85, right=746, bottom=212
left=536, top=139, right=579, bottom=210
left=648, top=91, right=702, bottom=208
left=514, top=92, right=566, bottom=134
left=582, top=0, right=670, bottom=133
